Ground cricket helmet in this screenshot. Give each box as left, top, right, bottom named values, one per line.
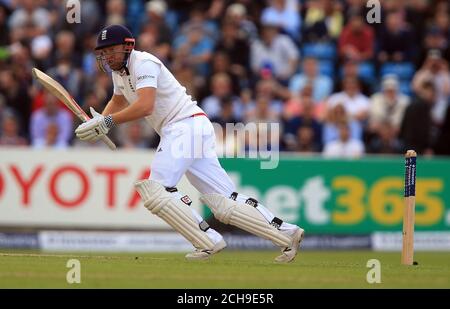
left=95, top=24, right=135, bottom=50
left=95, top=24, right=135, bottom=73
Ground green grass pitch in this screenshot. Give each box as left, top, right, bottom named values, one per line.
left=0, top=250, right=449, bottom=288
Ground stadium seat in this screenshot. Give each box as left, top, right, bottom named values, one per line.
left=399, top=81, right=412, bottom=96
left=380, top=62, right=415, bottom=80
left=302, top=42, right=336, bottom=60
left=317, top=60, right=334, bottom=77
left=358, top=62, right=376, bottom=82
left=338, top=61, right=375, bottom=83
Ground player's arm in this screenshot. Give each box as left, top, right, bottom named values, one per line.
left=110, top=59, right=160, bottom=124
left=109, top=87, right=155, bottom=125
left=75, top=88, right=155, bottom=141
left=75, top=60, right=159, bottom=141
left=102, top=94, right=128, bottom=116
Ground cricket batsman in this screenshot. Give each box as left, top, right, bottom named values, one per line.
left=75, top=25, right=304, bottom=262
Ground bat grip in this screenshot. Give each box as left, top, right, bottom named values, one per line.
left=77, top=113, right=116, bottom=150
left=100, top=135, right=117, bottom=150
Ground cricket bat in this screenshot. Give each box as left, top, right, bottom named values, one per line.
left=32, top=68, right=116, bottom=150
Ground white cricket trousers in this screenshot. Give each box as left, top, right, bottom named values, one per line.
left=150, top=115, right=235, bottom=195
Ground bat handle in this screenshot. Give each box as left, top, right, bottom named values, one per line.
left=78, top=114, right=116, bottom=150
left=100, top=135, right=117, bottom=150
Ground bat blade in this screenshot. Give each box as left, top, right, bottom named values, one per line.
left=32, top=68, right=116, bottom=150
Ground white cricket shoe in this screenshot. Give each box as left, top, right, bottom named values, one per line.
left=274, top=227, right=305, bottom=263
left=185, top=239, right=227, bottom=261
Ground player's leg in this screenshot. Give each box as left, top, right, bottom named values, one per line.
left=186, top=159, right=304, bottom=262
left=135, top=119, right=225, bottom=260
left=135, top=180, right=226, bottom=260
left=224, top=191, right=304, bottom=263
left=186, top=117, right=304, bottom=262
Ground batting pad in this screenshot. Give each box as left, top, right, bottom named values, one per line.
left=135, top=180, right=215, bottom=250
left=201, top=193, right=291, bottom=247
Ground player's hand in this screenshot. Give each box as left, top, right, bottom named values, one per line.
left=75, top=107, right=113, bottom=141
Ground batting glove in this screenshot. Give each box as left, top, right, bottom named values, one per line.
left=75, top=107, right=115, bottom=141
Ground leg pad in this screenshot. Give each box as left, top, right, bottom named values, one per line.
left=200, top=193, right=291, bottom=247
left=135, top=179, right=215, bottom=250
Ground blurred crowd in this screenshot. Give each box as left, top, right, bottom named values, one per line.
left=0, top=0, right=449, bottom=158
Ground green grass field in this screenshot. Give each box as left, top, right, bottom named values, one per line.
left=0, top=250, right=449, bottom=288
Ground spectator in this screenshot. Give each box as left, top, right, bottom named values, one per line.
left=0, top=112, right=28, bottom=146
left=303, top=0, right=344, bottom=42
left=225, top=3, right=258, bottom=42
left=412, top=50, right=450, bottom=125
left=205, top=51, right=242, bottom=97
left=294, top=125, right=321, bottom=153
left=261, top=0, right=301, bottom=41
left=245, top=95, right=280, bottom=124
left=201, top=73, right=241, bottom=120
left=283, top=96, right=323, bottom=151
left=35, top=122, right=67, bottom=149
left=0, top=94, right=7, bottom=132
left=250, top=22, right=299, bottom=83
left=213, top=119, right=241, bottom=159
left=46, top=56, right=83, bottom=103
left=52, top=30, right=81, bottom=69
left=210, top=96, right=240, bottom=127
left=338, top=11, right=374, bottom=62
left=257, top=73, right=292, bottom=101
left=215, top=21, right=250, bottom=83
left=433, top=10, right=450, bottom=57
left=0, top=3, right=10, bottom=46
left=336, top=60, right=372, bottom=95
left=8, top=40, right=34, bottom=81
left=284, top=83, right=308, bottom=118
left=289, top=57, right=333, bottom=102
left=416, top=26, right=450, bottom=67
left=81, top=90, right=108, bottom=120
left=377, top=11, right=415, bottom=63
left=177, top=5, right=219, bottom=43
left=369, top=75, right=410, bottom=135
left=400, top=81, right=436, bottom=154
left=405, top=0, right=429, bottom=45
left=125, top=0, right=146, bottom=34
left=92, top=72, right=114, bottom=106
left=30, top=92, right=72, bottom=148
left=238, top=88, right=257, bottom=122
left=284, top=84, right=325, bottom=120
left=342, top=0, right=368, bottom=20
left=322, top=103, right=363, bottom=145
left=243, top=100, right=280, bottom=155
left=172, top=64, right=200, bottom=102
left=173, top=23, right=214, bottom=78
left=76, top=0, right=102, bottom=37
left=139, top=0, right=172, bottom=62
left=246, top=79, right=287, bottom=121
left=434, top=103, right=450, bottom=155
left=81, top=34, right=99, bottom=78
left=0, top=69, right=31, bottom=136
left=323, top=122, right=365, bottom=158
left=0, top=0, right=449, bottom=157
left=105, top=0, right=127, bottom=26
left=327, top=76, right=370, bottom=123
left=8, top=0, right=50, bottom=33
left=367, top=121, right=403, bottom=154
left=29, top=30, right=52, bottom=70
left=118, top=121, right=150, bottom=149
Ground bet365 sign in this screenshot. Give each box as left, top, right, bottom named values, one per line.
left=219, top=157, right=450, bottom=234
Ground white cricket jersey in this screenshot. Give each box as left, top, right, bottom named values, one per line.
left=111, top=50, right=204, bottom=134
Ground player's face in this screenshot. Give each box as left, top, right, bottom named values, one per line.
left=96, top=44, right=127, bottom=72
